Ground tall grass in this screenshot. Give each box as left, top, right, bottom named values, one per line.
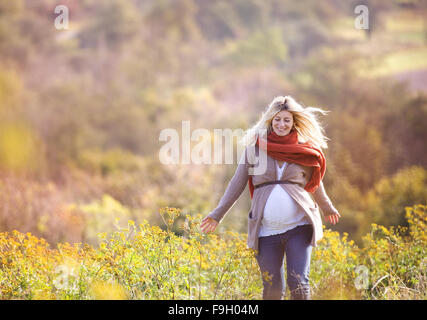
left=0, top=205, right=425, bottom=300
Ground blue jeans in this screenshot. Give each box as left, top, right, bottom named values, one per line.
left=256, top=224, right=313, bottom=300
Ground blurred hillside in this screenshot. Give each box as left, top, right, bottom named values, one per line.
left=0, top=0, right=426, bottom=246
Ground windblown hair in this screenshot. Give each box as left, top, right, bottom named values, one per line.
left=239, top=96, right=330, bottom=149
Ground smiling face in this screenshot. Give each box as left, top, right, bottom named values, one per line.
left=271, top=110, right=294, bottom=136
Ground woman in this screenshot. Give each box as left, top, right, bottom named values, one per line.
left=200, top=95, right=341, bottom=300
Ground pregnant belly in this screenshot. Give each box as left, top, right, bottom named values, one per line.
left=262, top=185, right=303, bottom=228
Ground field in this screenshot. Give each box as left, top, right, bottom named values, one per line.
left=1, top=205, right=425, bottom=300
left=350, top=9, right=427, bottom=89
left=0, top=0, right=426, bottom=302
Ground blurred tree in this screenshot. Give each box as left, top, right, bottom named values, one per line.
left=222, top=27, right=288, bottom=68
left=327, top=111, right=388, bottom=193
left=0, top=68, right=22, bottom=117
left=363, top=166, right=427, bottom=227
left=0, top=0, right=27, bottom=64
left=34, top=83, right=93, bottom=171
left=78, top=0, right=141, bottom=50
left=0, top=68, right=46, bottom=175
left=0, top=122, right=45, bottom=174
left=145, top=0, right=202, bottom=42
left=0, top=0, right=61, bottom=66
left=383, top=94, right=427, bottom=171
left=290, top=47, right=363, bottom=108
left=196, top=0, right=270, bottom=40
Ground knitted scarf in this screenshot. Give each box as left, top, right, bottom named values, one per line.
left=248, top=129, right=326, bottom=199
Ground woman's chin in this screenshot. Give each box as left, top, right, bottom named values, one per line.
left=274, top=130, right=290, bottom=136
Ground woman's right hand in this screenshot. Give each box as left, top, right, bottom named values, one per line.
left=200, top=216, right=218, bottom=233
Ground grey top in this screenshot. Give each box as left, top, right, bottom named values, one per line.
left=207, top=146, right=339, bottom=251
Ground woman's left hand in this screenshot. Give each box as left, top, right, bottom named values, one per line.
left=326, top=212, right=341, bottom=225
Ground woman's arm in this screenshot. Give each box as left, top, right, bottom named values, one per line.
left=201, top=151, right=249, bottom=232
left=312, top=181, right=341, bottom=224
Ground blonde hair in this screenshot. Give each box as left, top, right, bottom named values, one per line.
left=239, top=95, right=330, bottom=149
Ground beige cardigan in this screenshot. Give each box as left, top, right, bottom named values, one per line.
left=207, top=145, right=339, bottom=252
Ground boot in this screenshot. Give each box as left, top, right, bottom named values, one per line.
left=290, top=284, right=311, bottom=300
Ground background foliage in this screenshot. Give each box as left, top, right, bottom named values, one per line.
left=0, top=0, right=426, bottom=299
left=0, top=205, right=425, bottom=300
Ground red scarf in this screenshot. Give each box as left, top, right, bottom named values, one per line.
left=248, top=129, right=326, bottom=199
